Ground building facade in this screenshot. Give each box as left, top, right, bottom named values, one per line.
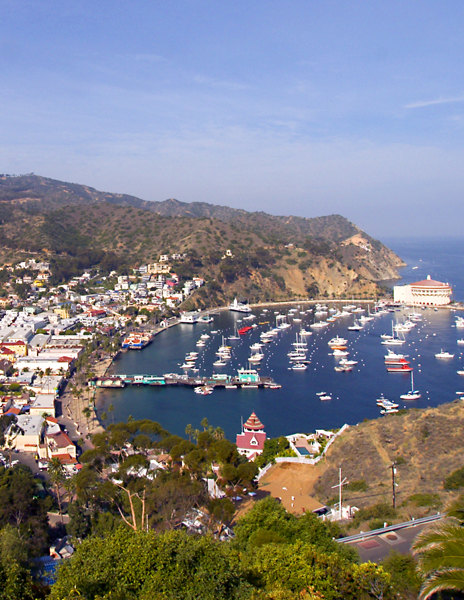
left=236, top=412, right=267, bottom=460
left=393, top=275, right=452, bottom=306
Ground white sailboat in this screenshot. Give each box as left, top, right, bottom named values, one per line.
left=381, top=322, right=406, bottom=346
left=400, top=372, right=421, bottom=400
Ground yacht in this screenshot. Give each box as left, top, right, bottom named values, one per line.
left=229, top=298, right=251, bottom=313
left=387, top=362, right=413, bottom=372
left=213, top=359, right=227, bottom=367
left=435, top=350, right=454, bottom=359
left=288, top=352, right=307, bottom=361
left=332, top=348, right=349, bottom=357
left=347, top=319, right=363, bottom=331
left=300, top=328, right=313, bottom=336
left=194, top=386, right=213, bottom=395
left=339, top=358, right=358, bottom=366
left=384, top=349, right=408, bottom=361
left=328, top=336, right=348, bottom=347
left=292, top=363, right=307, bottom=370
left=248, top=350, right=265, bottom=363
left=250, top=342, right=264, bottom=350
left=310, top=321, right=329, bottom=329
left=276, top=315, right=291, bottom=329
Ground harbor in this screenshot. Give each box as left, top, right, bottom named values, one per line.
left=98, top=298, right=464, bottom=440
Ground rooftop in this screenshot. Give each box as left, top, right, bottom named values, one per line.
left=243, top=412, right=265, bottom=431
left=410, top=275, right=451, bottom=288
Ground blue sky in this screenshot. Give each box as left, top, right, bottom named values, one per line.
left=2, top=1, right=464, bottom=238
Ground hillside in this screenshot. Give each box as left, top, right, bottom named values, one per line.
left=0, top=174, right=405, bottom=302
left=312, top=399, right=464, bottom=530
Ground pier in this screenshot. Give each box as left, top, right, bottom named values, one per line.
left=89, top=371, right=280, bottom=390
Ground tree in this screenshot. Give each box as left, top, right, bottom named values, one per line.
left=353, top=562, right=392, bottom=600
left=413, top=495, right=464, bottom=599
left=108, top=403, right=115, bottom=425
left=0, top=526, right=35, bottom=600
left=48, top=457, right=66, bottom=521
left=381, top=551, right=421, bottom=599
left=185, top=423, right=193, bottom=442
left=82, top=406, right=91, bottom=429
left=0, top=465, right=49, bottom=556
left=50, top=528, right=250, bottom=600
left=207, top=498, right=235, bottom=534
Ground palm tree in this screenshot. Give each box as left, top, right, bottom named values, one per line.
left=108, top=403, right=115, bottom=425
left=213, top=427, right=225, bottom=440
left=413, top=496, right=464, bottom=599
left=185, top=424, right=193, bottom=442
left=82, top=406, right=91, bottom=430
left=48, top=458, right=66, bottom=521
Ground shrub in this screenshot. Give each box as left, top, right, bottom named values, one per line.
left=369, top=519, right=390, bottom=530
left=352, top=503, right=397, bottom=527
left=407, top=493, right=441, bottom=508
left=346, top=480, right=368, bottom=492
left=444, top=466, right=464, bottom=490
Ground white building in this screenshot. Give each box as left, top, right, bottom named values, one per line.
left=30, top=394, right=56, bottom=418
left=5, top=414, right=44, bottom=452
left=394, top=275, right=452, bottom=306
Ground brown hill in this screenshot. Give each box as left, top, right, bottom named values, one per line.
left=312, top=399, right=464, bottom=531
left=0, top=174, right=404, bottom=302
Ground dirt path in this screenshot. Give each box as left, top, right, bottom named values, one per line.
left=365, top=423, right=392, bottom=466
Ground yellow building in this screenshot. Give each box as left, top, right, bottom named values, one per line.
left=54, top=304, right=73, bottom=319
left=1, top=341, right=28, bottom=356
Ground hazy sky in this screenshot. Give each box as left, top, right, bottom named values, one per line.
left=2, top=1, right=464, bottom=238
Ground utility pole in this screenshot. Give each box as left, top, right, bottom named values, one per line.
left=331, top=467, right=349, bottom=520
left=390, top=462, right=397, bottom=508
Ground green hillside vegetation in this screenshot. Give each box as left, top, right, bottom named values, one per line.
left=0, top=175, right=403, bottom=304
left=313, top=399, right=464, bottom=533
left=49, top=497, right=418, bottom=600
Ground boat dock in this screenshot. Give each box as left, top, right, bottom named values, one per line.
left=89, top=371, right=280, bottom=390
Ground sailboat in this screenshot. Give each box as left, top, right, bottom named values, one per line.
left=347, top=318, right=363, bottom=331
left=228, top=324, right=240, bottom=340
left=400, top=372, right=421, bottom=400
left=381, top=322, right=406, bottom=346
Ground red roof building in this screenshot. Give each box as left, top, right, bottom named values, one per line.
left=236, top=412, right=267, bottom=460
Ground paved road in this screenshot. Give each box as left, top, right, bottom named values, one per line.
left=345, top=521, right=432, bottom=562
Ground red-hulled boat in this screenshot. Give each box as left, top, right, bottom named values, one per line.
left=385, top=357, right=410, bottom=365
left=386, top=363, right=413, bottom=372
left=238, top=326, right=253, bottom=335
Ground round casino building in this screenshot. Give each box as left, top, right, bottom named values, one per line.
left=393, top=275, right=452, bottom=306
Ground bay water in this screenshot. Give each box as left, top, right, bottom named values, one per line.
left=98, top=237, right=464, bottom=440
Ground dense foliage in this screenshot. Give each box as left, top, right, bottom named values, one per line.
left=50, top=498, right=399, bottom=600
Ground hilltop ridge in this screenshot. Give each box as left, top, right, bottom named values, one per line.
left=0, top=174, right=404, bottom=304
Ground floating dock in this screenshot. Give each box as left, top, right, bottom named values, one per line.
left=89, top=369, right=280, bottom=390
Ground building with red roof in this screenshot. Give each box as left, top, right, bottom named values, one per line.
left=236, top=412, right=267, bottom=460
left=394, top=275, right=452, bottom=306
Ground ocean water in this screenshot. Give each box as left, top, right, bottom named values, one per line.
left=380, top=237, right=464, bottom=301
left=98, top=237, right=464, bottom=440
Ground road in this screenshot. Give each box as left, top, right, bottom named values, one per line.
left=341, top=516, right=443, bottom=562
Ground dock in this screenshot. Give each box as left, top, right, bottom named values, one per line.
left=88, top=370, right=280, bottom=391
